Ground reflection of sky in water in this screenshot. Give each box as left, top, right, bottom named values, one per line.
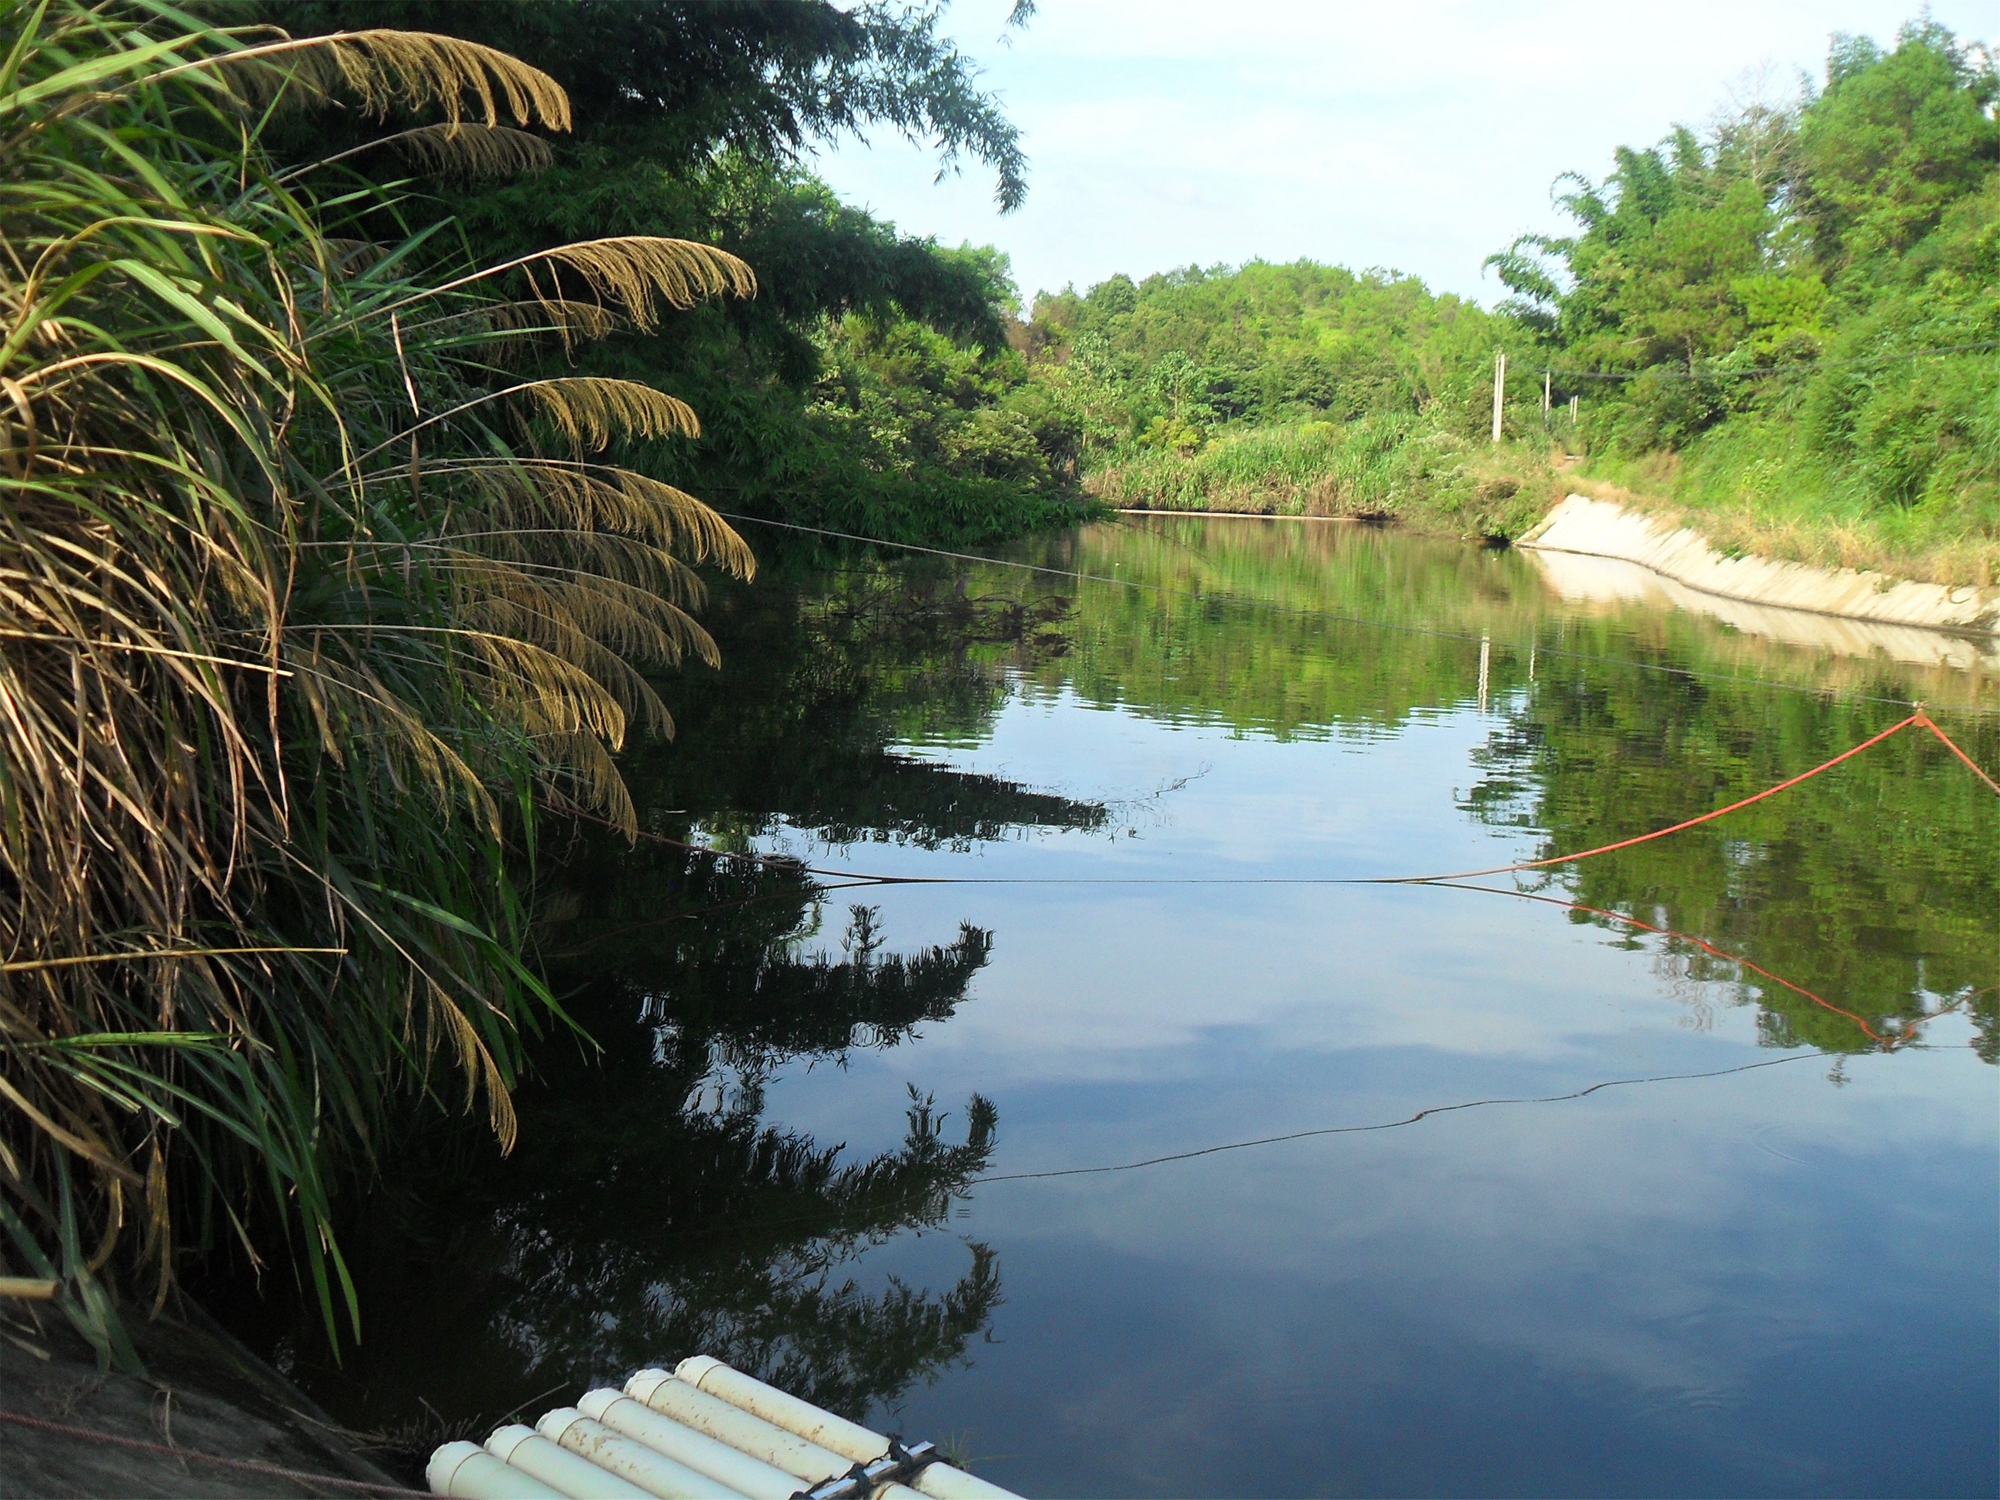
left=751, top=681, right=1998, bottom=1497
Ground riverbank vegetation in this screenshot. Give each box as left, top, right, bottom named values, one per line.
left=257, top=0, right=1089, bottom=545
left=0, top=0, right=777, bottom=1364
left=2, top=0, right=1066, bottom=1372
left=1029, top=18, right=1999, bottom=585
left=1019, top=261, right=1553, bottom=537
left=1492, top=18, right=1999, bottom=584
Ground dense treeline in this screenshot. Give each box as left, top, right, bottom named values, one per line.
left=1026, top=19, right=1999, bottom=582
left=1488, top=19, right=1998, bottom=578
left=1014, top=261, right=1548, bottom=534
left=1028, top=263, right=1498, bottom=436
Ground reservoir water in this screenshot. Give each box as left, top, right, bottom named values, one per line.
left=221, top=516, right=1998, bottom=1498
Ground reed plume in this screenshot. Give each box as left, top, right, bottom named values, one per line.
left=0, top=0, right=752, bottom=1364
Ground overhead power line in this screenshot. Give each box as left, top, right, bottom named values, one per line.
left=1542, top=339, right=2000, bottom=385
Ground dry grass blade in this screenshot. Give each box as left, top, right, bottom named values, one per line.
left=411, top=300, right=624, bottom=360
left=536, top=237, right=756, bottom=327
left=434, top=459, right=755, bottom=577
left=521, top=377, right=703, bottom=448
left=396, top=123, right=553, bottom=177
left=208, top=29, right=571, bottom=132
left=373, top=237, right=755, bottom=338
left=290, top=123, right=555, bottom=184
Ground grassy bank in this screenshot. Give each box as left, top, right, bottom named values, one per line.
left=1037, top=18, right=1999, bottom=591
left=1081, top=415, right=1572, bottom=543
left=1083, top=409, right=2000, bottom=589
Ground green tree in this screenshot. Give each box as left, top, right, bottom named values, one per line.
left=1798, top=23, right=2000, bottom=275
left=1485, top=16, right=1999, bottom=538
left=257, top=1, right=1080, bottom=544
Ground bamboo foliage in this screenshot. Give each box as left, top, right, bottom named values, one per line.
left=0, top=0, right=753, bottom=1363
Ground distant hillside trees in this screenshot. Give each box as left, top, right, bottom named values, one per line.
left=1487, top=19, right=1999, bottom=516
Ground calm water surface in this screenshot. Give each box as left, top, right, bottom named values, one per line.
left=222, top=517, right=1998, bottom=1499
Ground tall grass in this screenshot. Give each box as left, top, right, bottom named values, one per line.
left=1083, top=410, right=1559, bottom=539
left=0, top=0, right=753, bottom=1363
left=1572, top=396, right=2000, bottom=587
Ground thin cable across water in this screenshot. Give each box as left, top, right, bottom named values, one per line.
left=572, top=707, right=1997, bottom=893
left=628, top=1046, right=1975, bottom=1247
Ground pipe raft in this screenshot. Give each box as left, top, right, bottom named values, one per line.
left=427, top=1358, right=1021, bottom=1500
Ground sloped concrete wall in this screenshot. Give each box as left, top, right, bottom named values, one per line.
left=1518, top=495, right=1999, bottom=637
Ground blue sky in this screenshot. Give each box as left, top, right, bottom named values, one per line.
left=810, top=1, right=1998, bottom=309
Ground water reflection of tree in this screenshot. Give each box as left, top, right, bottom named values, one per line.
left=1462, top=667, right=1998, bottom=1060
left=940, top=519, right=1993, bottom=1060
left=625, top=558, right=1104, bottom=852
left=1018, top=518, right=1997, bottom=724
left=486, top=908, right=1004, bottom=1422
left=221, top=871, right=1004, bottom=1442
left=214, top=576, right=1114, bottom=1444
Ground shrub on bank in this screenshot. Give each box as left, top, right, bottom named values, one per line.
left=1083, top=416, right=1560, bottom=540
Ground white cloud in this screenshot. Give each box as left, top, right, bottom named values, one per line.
left=811, top=0, right=1998, bottom=305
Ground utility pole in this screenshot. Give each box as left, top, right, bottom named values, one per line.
left=1491, top=349, right=1506, bottom=445
left=1570, top=394, right=1579, bottom=424
left=1543, top=368, right=1552, bottom=422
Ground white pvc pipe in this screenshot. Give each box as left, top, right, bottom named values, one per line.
left=673, top=1357, right=883, bottom=1465
left=578, top=1389, right=802, bottom=1500
left=672, top=1357, right=1019, bottom=1500
left=904, top=1463, right=1019, bottom=1500
left=625, top=1371, right=850, bottom=1484
left=486, top=1423, right=656, bottom=1500
left=428, top=1440, right=566, bottom=1499
left=537, top=1408, right=746, bottom=1500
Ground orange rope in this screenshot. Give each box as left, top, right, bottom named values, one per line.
left=1379, top=711, right=1928, bottom=885
left=1918, top=709, right=2000, bottom=795
left=1434, top=881, right=1966, bottom=1050
left=552, top=710, right=1997, bottom=1055
left=572, top=709, right=1997, bottom=890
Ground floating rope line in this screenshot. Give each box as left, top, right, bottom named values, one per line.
left=0, top=1408, right=422, bottom=1495
left=714, top=510, right=2000, bottom=715
left=612, top=1053, right=1827, bottom=1247
left=559, top=810, right=1947, bottom=1056
left=968, top=1054, right=1824, bottom=1184
left=1372, top=708, right=1949, bottom=884
left=636, top=1046, right=1983, bottom=1243
left=574, top=705, right=1998, bottom=891
left=556, top=708, right=1992, bottom=1072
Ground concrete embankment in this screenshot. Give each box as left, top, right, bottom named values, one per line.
left=1518, top=495, right=2000, bottom=672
